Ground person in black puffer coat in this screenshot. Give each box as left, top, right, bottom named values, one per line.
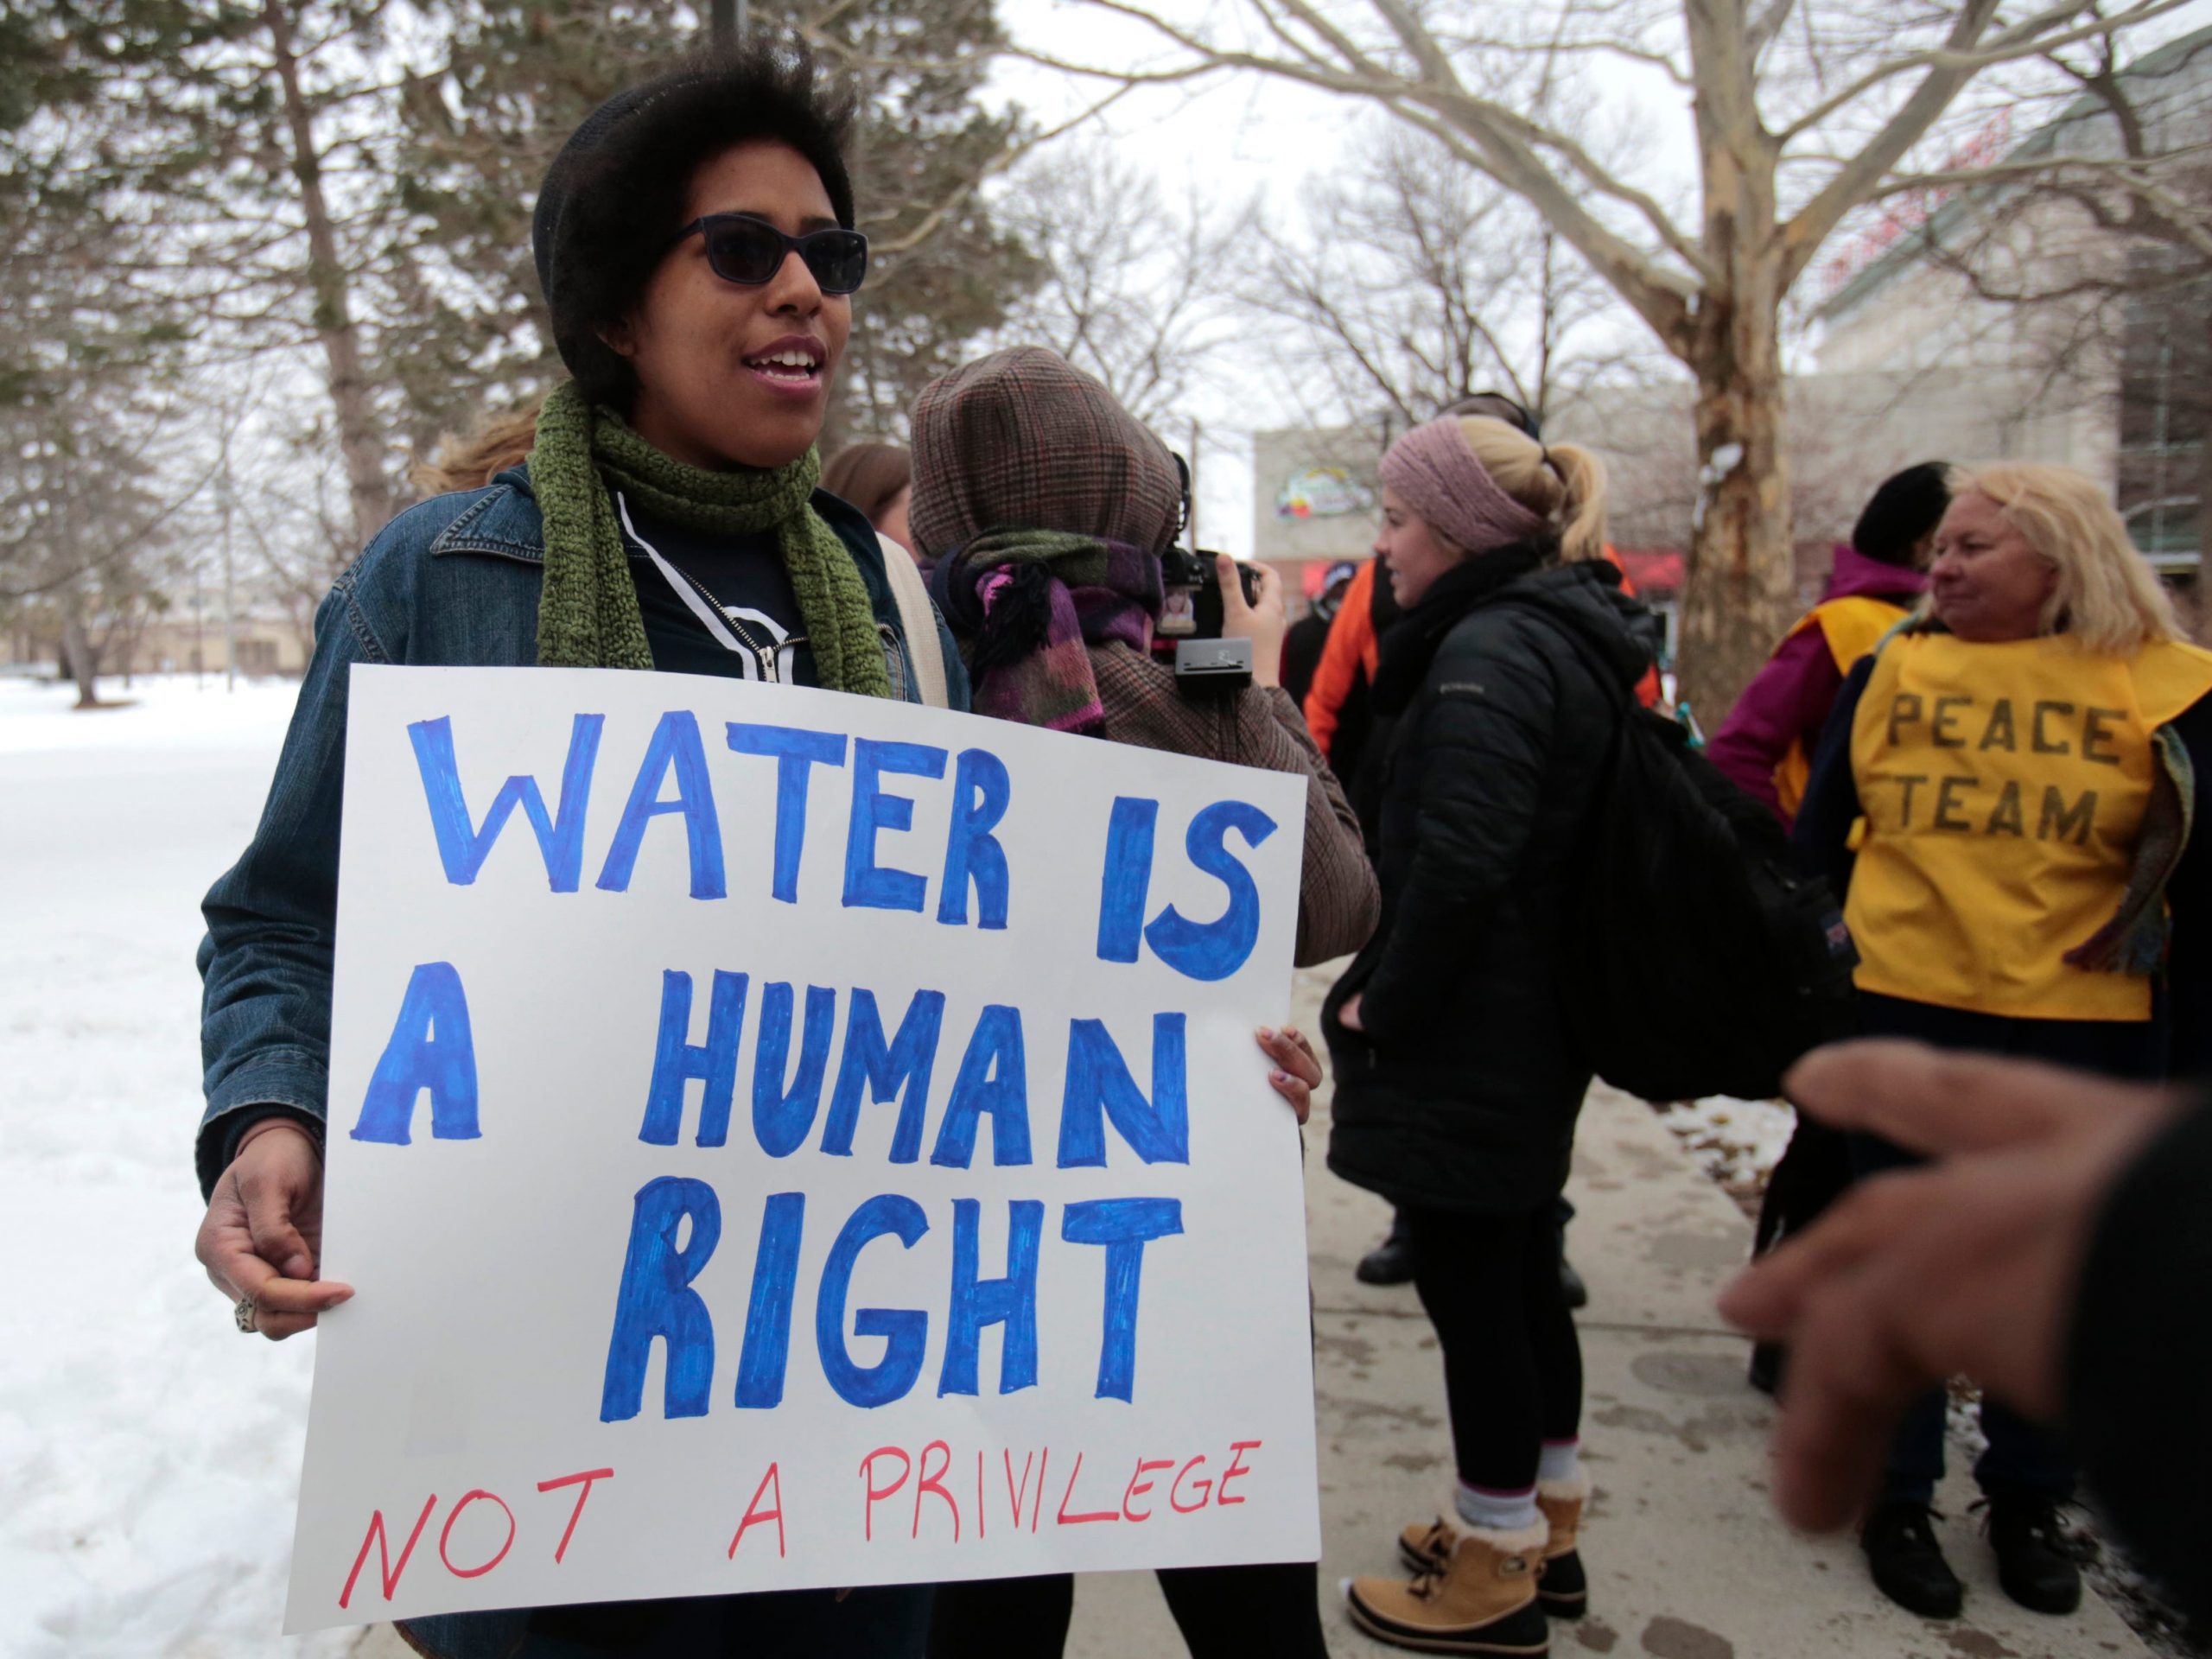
left=1325, top=413, right=1656, bottom=1656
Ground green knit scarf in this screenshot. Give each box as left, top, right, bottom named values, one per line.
left=529, top=380, right=893, bottom=698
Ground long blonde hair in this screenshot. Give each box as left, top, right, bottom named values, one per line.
left=1953, top=462, right=2179, bottom=655
left=410, top=397, right=544, bottom=499
left=1455, top=416, right=1609, bottom=565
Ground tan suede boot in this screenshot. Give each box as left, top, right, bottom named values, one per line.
left=1347, top=1518, right=1551, bottom=1655
left=1399, top=1514, right=1454, bottom=1573
left=1535, top=1475, right=1591, bottom=1618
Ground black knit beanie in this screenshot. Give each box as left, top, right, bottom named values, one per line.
left=531, top=79, right=672, bottom=365
left=1852, top=462, right=1954, bottom=566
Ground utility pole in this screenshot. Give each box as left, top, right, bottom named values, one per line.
left=219, top=443, right=237, bottom=693
left=710, top=0, right=747, bottom=45
left=1186, top=418, right=1202, bottom=550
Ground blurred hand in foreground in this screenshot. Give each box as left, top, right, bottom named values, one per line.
left=1719, top=1039, right=2179, bottom=1532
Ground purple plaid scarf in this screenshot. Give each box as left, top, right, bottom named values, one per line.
left=927, top=529, right=1162, bottom=735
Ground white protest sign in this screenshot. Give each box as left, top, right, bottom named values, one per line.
left=287, top=664, right=1319, bottom=1630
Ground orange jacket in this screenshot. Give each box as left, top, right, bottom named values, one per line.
left=1302, top=560, right=1380, bottom=759
left=1601, top=547, right=1665, bottom=709
left=1302, top=550, right=1658, bottom=760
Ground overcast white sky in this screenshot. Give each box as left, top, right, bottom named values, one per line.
left=985, top=13, right=1356, bottom=554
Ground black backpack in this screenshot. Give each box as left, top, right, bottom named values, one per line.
left=1519, top=598, right=1859, bottom=1102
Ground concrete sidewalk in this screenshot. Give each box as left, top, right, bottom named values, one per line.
left=1064, top=965, right=2154, bottom=1659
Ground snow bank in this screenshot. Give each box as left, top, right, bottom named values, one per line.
left=0, top=673, right=302, bottom=758
left=0, top=674, right=358, bottom=1656
left=1650, top=1094, right=1797, bottom=1192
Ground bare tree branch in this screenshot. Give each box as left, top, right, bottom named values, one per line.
left=1747, top=0, right=1799, bottom=64
left=1776, top=0, right=2189, bottom=143
left=866, top=84, right=1135, bottom=257
left=1779, top=0, right=2008, bottom=289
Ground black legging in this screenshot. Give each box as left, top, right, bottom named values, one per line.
left=1403, top=1204, right=1583, bottom=1493
left=927, top=1562, right=1327, bottom=1658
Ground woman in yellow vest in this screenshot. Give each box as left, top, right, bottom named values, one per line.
left=1793, top=461, right=2212, bottom=1624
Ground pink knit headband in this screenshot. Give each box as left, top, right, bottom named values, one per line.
left=1380, top=417, right=1549, bottom=555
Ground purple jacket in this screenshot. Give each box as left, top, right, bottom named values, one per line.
left=1708, top=543, right=1924, bottom=822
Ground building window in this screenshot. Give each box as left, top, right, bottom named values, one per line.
left=2116, top=248, right=2209, bottom=569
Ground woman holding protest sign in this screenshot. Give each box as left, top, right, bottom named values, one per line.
left=1790, top=461, right=2212, bottom=1623
left=910, top=345, right=1376, bottom=1659
left=1323, top=413, right=1657, bottom=1655
left=191, top=40, right=974, bottom=1659
left=194, top=46, right=1343, bottom=1655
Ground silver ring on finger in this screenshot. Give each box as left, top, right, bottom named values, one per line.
left=235, top=1295, right=259, bottom=1335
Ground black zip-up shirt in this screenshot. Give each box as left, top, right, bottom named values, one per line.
left=620, top=497, right=815, bottom=685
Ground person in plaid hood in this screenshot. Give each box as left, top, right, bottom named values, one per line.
left=914, top=346, right=1376, bottom=1658
left=918, top=347, right=1377, bottom=968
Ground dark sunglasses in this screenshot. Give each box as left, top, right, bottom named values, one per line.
left=669, top=213, right=869, bottom=296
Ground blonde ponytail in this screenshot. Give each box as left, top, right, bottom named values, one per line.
left=410, top=397, right=545, bottom=500
left=1454, top=416, right=1610, bottom=565
left=1548, top=444, right=1608, bottom=566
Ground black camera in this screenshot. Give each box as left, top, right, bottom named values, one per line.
left=1153, top=453, right=1265, bottom=690
left=1154, top=543, right=1263, bottom=643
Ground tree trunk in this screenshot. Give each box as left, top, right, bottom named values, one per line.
left=1676, top=335, right=1796, bottom=726
left=60, top=613, right=100, bottom=709
left=2190, top=409, right=2212, bottom=644
left=1674, top=76, right=1796, bottom=730
left=263, top=0, right=393, bottom=550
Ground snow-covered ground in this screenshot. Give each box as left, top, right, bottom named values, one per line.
left=0, top=674, right=368, bottom=1657
left=1649, top=1092, right=1797, bottom=1203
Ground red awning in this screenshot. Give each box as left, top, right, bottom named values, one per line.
left=1615, top=549, right=1684, bottom=599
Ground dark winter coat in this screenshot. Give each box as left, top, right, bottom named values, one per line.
left=1323, top=556, right=1657, bottom=1216
left=1280, top=606, right=1334, bottom=708
left=2072, top=1088, right=2212, bottom=1623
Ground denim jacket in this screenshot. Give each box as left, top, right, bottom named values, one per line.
left=195, top=465, right=969, bottom=1198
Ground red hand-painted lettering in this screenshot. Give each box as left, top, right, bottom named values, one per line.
left=438, top=1490, right=517, bottom=1580
left=913, top=1440, right=960, bottom=1542
left=860, top=1446, right=912, bottom=1542
left=537, top=1468, right=614, bottom=1565
left=1217, top=1440, right=1262, bottom=1506
left=339, top=1493, right=437, bottom=1609
left=1169, top=1455, right=1213, bottom=1514
left=1122, top=1457, right=1176, bottom=1522
left=1056, top=1451, right=1121, bottom=1525
left=728, top=1462, right=785, bottom=1560
left=1003, top=1448, right=1036, bottom=1535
